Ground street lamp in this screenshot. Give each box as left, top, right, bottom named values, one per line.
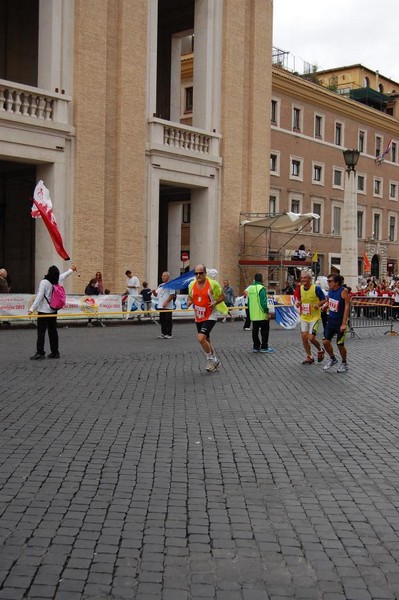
left=340, top=148, right=360, bottom=290
left=342, top=149, right=360, bottom=172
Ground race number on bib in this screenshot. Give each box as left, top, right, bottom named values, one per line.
left=328, top=298, right=339, bottom=312
left=194, top=305, right=206, bottom=320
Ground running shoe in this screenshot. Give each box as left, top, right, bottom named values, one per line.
left=302, top=356, right=314, bottom=364
left=253, top=348, right=260, bottom=353
left=260, top=347, right=275, bottom=354
left=323, top=356, right=338, bottom=370
left=317, top=349, right=325, bottom=363
left=158, top=334, right=166, bottom=339
left=206, top=358, right=221, bottom=372
left=337, top=362, right=349, bottom=373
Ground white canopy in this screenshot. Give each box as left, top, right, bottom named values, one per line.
left=240, top=212, right=319, bottom=232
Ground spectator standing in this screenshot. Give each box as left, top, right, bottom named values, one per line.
left=247, top=273, right=274, bottom=353
left=0, top=269, right=9, bottom=293
left=222, top=279, right=235, bottom=322
left=393, top=280, right=399, bottom=320
left=85, top=278, right=100, bottom=327
left=125, top=270, right=140, bottom=295
left=28, top=264, right=77, bottom=359
left=94, top=271, right=104, bottom=294
left=141, top=281, right=155, bottom=322
left=152, top=272, right=175, bottom=338
left=125, top=269, right=141, bottom=319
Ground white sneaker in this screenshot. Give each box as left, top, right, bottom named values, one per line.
left=323, top=356, right=338, bottom=370
left=206, top=358, right=221, bottom=372
left=164, top=334, right=172, bottom=339
left=337, top=362, right=349, bottom=373
left=206, top=357, right=215, bottom=371
left=158, top=334, right=166, bottom=339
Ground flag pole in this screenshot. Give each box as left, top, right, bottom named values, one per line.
left=69, top=260, right=80, bottom=277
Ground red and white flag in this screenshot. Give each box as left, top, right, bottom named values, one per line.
left=363, top=251, right=371, bottom=272
left=31, top=180, right=70, bottom=260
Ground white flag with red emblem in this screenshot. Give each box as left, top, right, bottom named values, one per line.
left=31, top=180, right=70, bottom=260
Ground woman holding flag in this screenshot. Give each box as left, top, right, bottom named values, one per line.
left=28, top=263, right=77, bottom=359
left=29, top=180, right=78, bottom=359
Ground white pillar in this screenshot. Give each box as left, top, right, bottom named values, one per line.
left=190, top=186, right=219, bottom=270
left=146, top=166, right=160, bottom=288
left=193, top=0, right=222, bottom=131
left=170, top=36, right=182, bottom=123
left=168, top=203, right=183, bottom=278
left=38, top=0, right=63, bottom=91
left=147, top=0, right=158, bottom=118
left=340, top=169, right=358, bottom=290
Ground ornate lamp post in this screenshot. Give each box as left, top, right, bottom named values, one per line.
left=341, top=149, right=360, bottom=290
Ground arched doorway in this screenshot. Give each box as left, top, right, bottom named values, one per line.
left=371, top=254, right=380, bottom=278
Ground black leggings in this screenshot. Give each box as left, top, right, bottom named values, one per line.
left=37, top=313, right=58, bottom=354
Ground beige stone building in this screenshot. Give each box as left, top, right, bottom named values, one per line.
left=0, top=0, right=273, bottom=294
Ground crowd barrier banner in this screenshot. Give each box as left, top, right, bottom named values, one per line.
left=126, top=295, right=194, bottom=318
left=63, top=295, right=122, bottom=319
left=0, top=294, right=123, bottom=320
left=0, top=293, right=297, bottom=324
left=349, top=296, right=398, bottom=337
left=0, top=294, right=32, bottom=318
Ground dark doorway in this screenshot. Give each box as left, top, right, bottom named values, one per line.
left=371, top=254, right=380, bottom=279
left=158, top=184, right=191, bottom=282
left=156, top=0, right=195, bottom=119
left=0, top=161, right=36, bottom=292
left=0, top=0, right=39, bottom=86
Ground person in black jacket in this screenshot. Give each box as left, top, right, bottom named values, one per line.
left=85, top=278, right=100, bottom=326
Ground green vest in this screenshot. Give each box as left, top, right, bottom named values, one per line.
left=247, top=283, right=268, bottom=321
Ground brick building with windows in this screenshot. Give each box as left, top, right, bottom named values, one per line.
left=270, top=64, right=399, bottom=281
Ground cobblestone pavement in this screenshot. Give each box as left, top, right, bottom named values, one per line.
left=1, top=318, right=399, bottom=600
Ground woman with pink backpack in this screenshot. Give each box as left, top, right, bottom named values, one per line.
left=28, top=263, right=77, bottom=359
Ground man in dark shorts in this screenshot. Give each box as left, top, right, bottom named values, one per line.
left=322, top=274, right=350, bottom=373
left=187, top=264, right=227, bottom=372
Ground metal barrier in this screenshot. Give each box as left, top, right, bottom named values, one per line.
left=349, top=296, right=398, bottom=337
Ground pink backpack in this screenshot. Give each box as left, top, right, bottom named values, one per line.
left=48, top=284, right=66, bottom=310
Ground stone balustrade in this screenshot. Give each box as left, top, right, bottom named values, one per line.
left=148, top=117, right=221, bottom=161
left=0, top=79, right=71, bottom=127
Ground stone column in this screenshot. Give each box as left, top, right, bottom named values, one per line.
left=167, top=203, right=183, bottom=278
left=147, top=0, right=158, bottom=118
left=340, top=169, right=359, bottom=290
left=193, top=0, right=222, bottom=131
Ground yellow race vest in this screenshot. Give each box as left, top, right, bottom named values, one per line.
left=300, top=284, right=321, bottom=323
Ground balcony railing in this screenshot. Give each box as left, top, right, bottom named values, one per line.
left=147, top=117, right=221, bottom=162
left=0, top=79, right=71, bottom=129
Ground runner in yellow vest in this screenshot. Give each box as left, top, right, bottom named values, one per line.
left=296, top=271, right=326, bottom=364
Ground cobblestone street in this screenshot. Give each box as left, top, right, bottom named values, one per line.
left=1, top=319, right=399, bottom=600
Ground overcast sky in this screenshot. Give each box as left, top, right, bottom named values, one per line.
left=273, top=0, right=399, bottom=83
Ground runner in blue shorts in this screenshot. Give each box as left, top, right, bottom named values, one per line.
left=322, top=274, right=350, bottom=373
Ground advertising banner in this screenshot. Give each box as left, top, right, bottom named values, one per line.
left=0, top=294, right=32, bottom=317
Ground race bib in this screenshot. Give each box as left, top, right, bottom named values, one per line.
left=194, top=305, right=206, bottom=320
left=328, top=297, right=339, bottom=312
left=301, top=303, right=311, bottom=315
